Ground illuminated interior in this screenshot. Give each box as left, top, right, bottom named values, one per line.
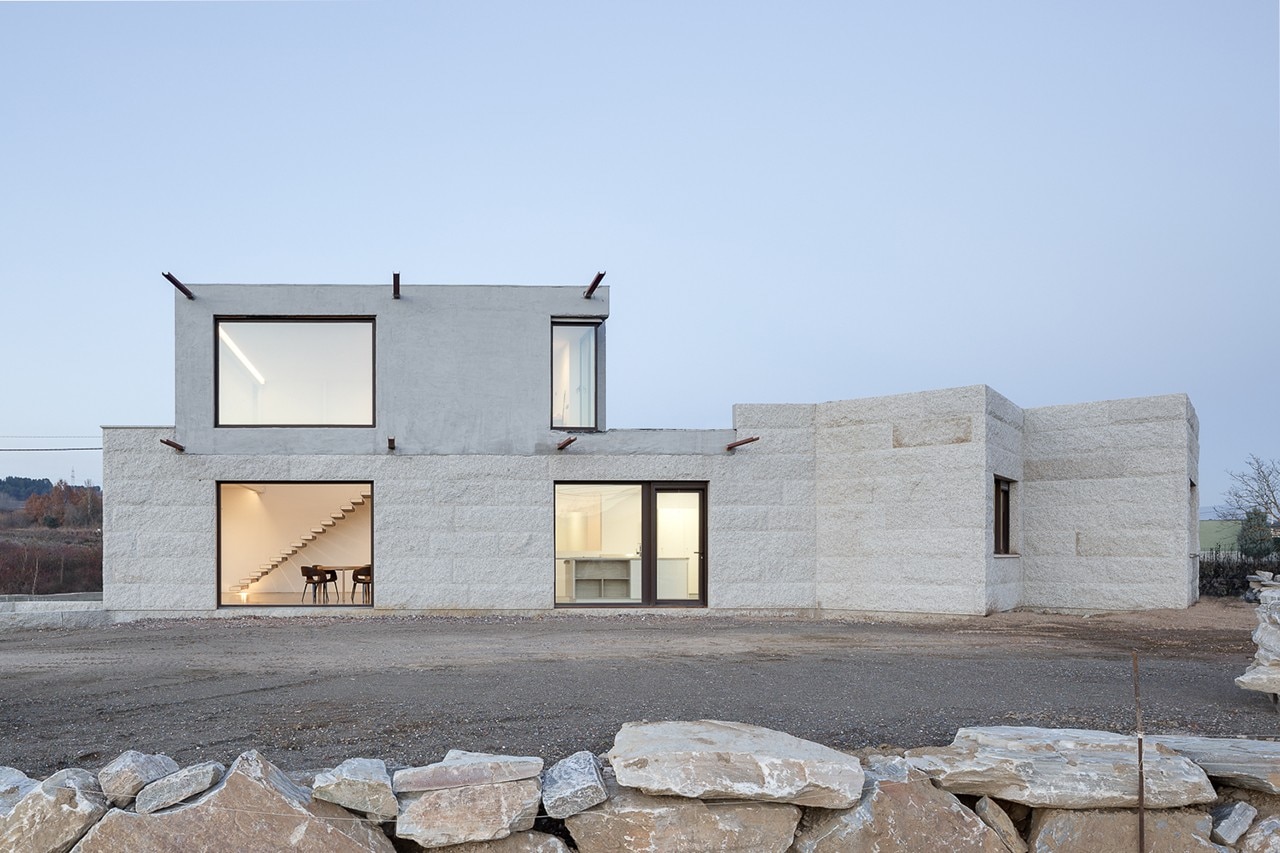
left=555, top=483, right=703, bottom=605
left=217, top=320, right=374, bottom=426
left=551, top=323, right=597, bottom=428
left=219, top=482, right=373, bottom=606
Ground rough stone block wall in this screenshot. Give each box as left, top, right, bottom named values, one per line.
left=984, top=387, right=1025, bottom=613
left=1020, top=394, right=1199, bottom=611
left=103, top=424, right=819, bottom=617
left=813, top=386, right=993, bottom=616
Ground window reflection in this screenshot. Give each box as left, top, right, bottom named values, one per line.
left=217, top=320, right=374, bottom=426
left=552, top=323, right=597, bottom=429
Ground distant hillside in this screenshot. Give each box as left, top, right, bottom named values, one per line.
left=0, top=476, right=53, bottom=502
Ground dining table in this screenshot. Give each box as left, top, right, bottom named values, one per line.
left=316, top=565, right=370, bottom=603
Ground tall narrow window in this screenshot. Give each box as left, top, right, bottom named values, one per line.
left=994, top=477, right=1013, bottom=555
left=551, top=322, right=598, bottom=429
left=217, top=319, right=374, bottom=426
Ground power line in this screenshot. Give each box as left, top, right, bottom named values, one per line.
left=0, top=435, right=100, bottom=439
left=0, top=447, right=102, bottom=452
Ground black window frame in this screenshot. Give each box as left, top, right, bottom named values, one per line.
left=994, top=476, right=1014, bottom=555
left=214, top=315, right=377, bottom=428
left=215, top=479, right=375, bottom=609
left=553, top=480, right=708, bottom=608
left=550, top=319, right=602, bottom=432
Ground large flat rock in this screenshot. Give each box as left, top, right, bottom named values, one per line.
left=905, top=726, right=1217, bottom=808
left=565, top=770, right=801, bottom=853
left=396, top=778, right=540, bottom=848
left=605, top=719, right=864, bottom=808
left=394, top=750, right=543, bottom=793
left=1151, top=736, right=1280, bottom=794
left=0, top=768, right=106, bottom=853
left=1026, top=808, right=1220, bottom=853
left=791, top=755, right=1009, bottom=853
left=72, top=750, right=394, bottom=852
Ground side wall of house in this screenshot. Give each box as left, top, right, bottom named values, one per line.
left=1019, top=394, right=1199, bottom=611
left=812, top=386, right=993, bottom=616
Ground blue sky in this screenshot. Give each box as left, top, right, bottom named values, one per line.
left=1, top=2, right=1276, bottom=509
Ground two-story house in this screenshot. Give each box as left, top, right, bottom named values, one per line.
left=101, top=279, right=1201, bottom=618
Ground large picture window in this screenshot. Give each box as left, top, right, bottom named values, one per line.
left=551, top=322, right=599, bottom=429
left=216, top=318, right=374, bottom=426
left=218, top=482, right=373, bottom=607
left=555, top=482, right=705, bottom=607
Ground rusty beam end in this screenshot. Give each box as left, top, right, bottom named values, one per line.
left=163, top=272, right=194, bottom=300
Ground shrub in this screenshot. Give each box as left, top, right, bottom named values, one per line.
left=1199, top=549, right=1261, bottom=598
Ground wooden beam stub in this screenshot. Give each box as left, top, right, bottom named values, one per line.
left=726, top=436, right=760, bottom=451
left=160, top=438, right=186, bottom=452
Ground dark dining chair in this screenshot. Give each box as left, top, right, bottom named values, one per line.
left=352, top=565, right=372, bottom=603
left=300, top=566, right=334, bottom=603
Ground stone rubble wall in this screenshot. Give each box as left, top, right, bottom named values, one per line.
left=3, top=720, right=1279, bottom=852
left=1237, top=588, right=1280, bottom=699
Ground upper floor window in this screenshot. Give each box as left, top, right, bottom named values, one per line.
left=552, top=321, right=599, bottom=430
left=216, top=318, right=375, bottom=427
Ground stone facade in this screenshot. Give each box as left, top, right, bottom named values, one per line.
left=101, top=282, right=1199, bottom=619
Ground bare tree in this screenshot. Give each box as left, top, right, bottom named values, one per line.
left=1220, top=455, right=1280, bottom=525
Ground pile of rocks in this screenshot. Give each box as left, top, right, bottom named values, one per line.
left=1238, top=587, right=1280, bottom=705
left=3, top=720, right=1280, bottom=851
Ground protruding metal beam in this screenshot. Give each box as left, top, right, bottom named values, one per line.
left=725, top=436, right=760, bottom=451
left=556, top=436, right=577, bottom=451
left=584, top=271, right=605, bottom=299
left=160, top=438, right=186, bottom=452
left=163, top=272, right=194, bottom=300
left=393, top=272, right=400, bottom=300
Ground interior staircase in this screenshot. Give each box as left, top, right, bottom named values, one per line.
left=231, top=489, right=372, bottom=597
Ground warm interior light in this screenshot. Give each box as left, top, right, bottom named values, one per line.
left=218, top=326, right=266, bottom=385
left=239, top=590, right=248, bottom=603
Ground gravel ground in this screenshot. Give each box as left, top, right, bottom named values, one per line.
left=0, top=598, right=1274, bottom=778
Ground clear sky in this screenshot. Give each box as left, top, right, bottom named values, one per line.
left=1, top=2, right=1276, bottom=510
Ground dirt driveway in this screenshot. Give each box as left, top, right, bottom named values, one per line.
left=1, top=599, right=1275, bottom=778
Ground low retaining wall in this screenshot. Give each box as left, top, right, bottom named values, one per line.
left=3, top=721, right=1279, bottom=852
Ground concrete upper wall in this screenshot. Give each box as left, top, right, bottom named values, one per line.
left=174, top=284, right=609, bottom=456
